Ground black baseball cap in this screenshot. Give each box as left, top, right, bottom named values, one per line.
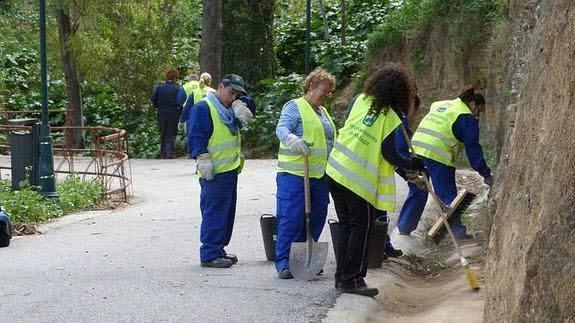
left=221, top=74, right=247, bottom=95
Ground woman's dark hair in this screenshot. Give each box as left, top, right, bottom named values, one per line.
left=458, top=86, right=485, bottom=106
left=165, top=68, right=179, bottom=82
left=363, top=64, right=412, bottom=115
left=413, top=94, right=421, bottom=110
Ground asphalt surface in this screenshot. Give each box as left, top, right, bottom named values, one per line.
left=0, top=159, right=409, bottom=322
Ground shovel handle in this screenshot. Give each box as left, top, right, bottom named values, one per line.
left=303, top=155, right=311, bottom=214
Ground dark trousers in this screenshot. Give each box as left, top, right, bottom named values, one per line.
left=158, top=114, right=179, bottom=158
left=328, top=176, right=376, bottom=288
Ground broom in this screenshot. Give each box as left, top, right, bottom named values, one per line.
left=399, top=124, right=480, bottom=290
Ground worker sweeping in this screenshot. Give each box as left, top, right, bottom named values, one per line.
left=407, top=87, right=493, bottom=239
left=325, top=64, right=425, bottom=297
left=274, top=68, right=337, bottom=279
left=188, top=74, right=254, bottom=268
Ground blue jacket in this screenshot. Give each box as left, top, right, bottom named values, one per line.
left=188, top=100, right=214, bottom=158
left=150, top=81, right=186, bottom=118
left=452, top=115, right=491, bottom=178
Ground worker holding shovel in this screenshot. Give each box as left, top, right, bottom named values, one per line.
left=274, top=68, right=337, bottom=280
left=325, top=65, right=425, bottom=297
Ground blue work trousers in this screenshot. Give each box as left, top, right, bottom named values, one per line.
left=275, top=172, right=329, bottom=272
left=396, top=182, right=429, bottom=234
left=424, top=157, right=468, bottom=237
left=199, top=170, right=238, bottom=262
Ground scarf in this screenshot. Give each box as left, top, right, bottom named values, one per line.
left=207, top=91, right=238, bottom=135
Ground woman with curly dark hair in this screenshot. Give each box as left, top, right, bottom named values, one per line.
left=325, top=64, right=425, bottom=297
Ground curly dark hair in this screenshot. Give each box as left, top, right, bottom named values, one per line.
left=363, top=64, right=412, bottom=116
left=458, top=86, right=486, bottom=106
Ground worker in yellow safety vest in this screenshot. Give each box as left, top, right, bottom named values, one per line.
left=188, top=74, right=254, bottom=268
left=326, top=65, right=425, bottom=297
left=274, top=68, right=337, bottom=280
left=407, top=87, right=493, bottom=239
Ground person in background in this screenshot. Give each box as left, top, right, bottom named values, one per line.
left=325, top=64, right=425, bottom=297
left=179, top=72, right=216, bottom=132
left=150, top=67, right=186, bottom=159
left=182, top=69, right=199, bottom=107
left=274, top=68, right=337, bottom=279
left=395, top=94, right=429, bottom=235
left=409, top=87, right=493, bottom=239
left=188, top=74, right=254, bottom=268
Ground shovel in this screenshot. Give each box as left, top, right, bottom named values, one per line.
left=289, top=155, right=328, bottom=282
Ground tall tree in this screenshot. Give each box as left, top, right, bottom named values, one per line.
left=200, top=0, right=222, bottom=84
left=222, top=0, right=275, bottom=88
left=55, top=0, right=84, bottom=148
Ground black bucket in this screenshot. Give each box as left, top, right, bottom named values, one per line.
left=328, top=219, right=341, bottom=260
left=260, top=214, right=277, bottom=261
left=367, top=215, right=389, bottom=268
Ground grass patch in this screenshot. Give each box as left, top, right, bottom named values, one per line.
left=401, top=251, right=448, bottom=277
left=0, top=175, right=103, bottom=229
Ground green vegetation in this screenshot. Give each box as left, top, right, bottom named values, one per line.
left=0, top=175, right=103, bottom=225
left=367, top=0, right=507, bottom=68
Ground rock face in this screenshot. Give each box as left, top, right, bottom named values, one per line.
left=363, top=0, right=575, bottom=320
left=485, top=0, right=575, bottom=321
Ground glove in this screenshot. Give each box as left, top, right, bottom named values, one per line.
left=285, top=133, right=309, bottom=156
left=484, top=176, right=494, bottom=187
left=232, top=99, right=254, bottom=128
left=196, top=153, right=214, bottom=180
left=410, top=157, right=426, bottom=171
left=238, top=154, right=246, bottom=174
left=178, top=121, right=185, bottom=131
left=406, top=170, right=427, bottom=191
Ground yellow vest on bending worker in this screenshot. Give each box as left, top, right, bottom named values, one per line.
left=325, top=94, right=401, bottom=211
left=183, top=80, right=199, bottom=106
left=411, top=98, right=472, bottom=167
left=277, top=97, right=337, bottom=179
left=202, top=98, right=242, bottom=174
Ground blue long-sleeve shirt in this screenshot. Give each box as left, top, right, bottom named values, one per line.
left=275, top=99, right=335, bottom=154
left=180, top=92, right=195, bottom=123
left=452, top=114, right=491, bottom=178
left=188, top=100, right=213, bottom=158
left=151, top=81, right=186, bottom=118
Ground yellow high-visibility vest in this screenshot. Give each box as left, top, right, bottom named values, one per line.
left=183, top=80, right=199, bottom=107
left=277, top=97, right=336, bottom=179
left=412, top=98, right=472, bottom=166
left=203, top=98, right=242, bottom=174
left=326, top=94, right=400, bottom=211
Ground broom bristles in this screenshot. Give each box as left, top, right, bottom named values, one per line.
left=463, top=266, right=481, bottom=291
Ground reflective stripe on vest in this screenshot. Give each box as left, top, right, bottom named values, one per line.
left=325, top=93, right=400, bottom=211
left=277, top=97, right=336, bottom=179
left=203, top=98, right=242, bottom=174
left=412, top=98, right=471, bottom=166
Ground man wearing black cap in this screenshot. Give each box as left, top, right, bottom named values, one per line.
left=188, top=74, right=254, bottom=268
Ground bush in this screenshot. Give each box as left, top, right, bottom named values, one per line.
left=0, top=175, right=103, bottom=225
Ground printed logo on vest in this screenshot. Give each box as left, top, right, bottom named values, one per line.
left=362, top=111, right=379, bottom=126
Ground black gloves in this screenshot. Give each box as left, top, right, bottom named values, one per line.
left=410, top=157, right=426, bottom=171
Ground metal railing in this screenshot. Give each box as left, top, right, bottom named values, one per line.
left=0, top=117, right=132, bottom=202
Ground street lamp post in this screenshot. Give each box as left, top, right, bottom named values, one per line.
left=38, top=0, right=58, bottom=199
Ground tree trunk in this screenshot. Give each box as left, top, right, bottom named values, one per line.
left=340, top=0, right=346, bottom=45
left=200, top=0, right=222, bottom=84
left=55, top=0, right=84, bottom=149
left=318, top=0, right=329, bottom=40
left=163, top=0, right=176, bottom=52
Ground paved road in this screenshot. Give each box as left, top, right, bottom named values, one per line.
left=0, top=159, right=409, bottom=322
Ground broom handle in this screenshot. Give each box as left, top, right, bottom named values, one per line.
left=399, top=124, right=465, bottom=259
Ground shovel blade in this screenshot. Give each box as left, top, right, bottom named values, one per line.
left=289, top=241, right=328, bottom=282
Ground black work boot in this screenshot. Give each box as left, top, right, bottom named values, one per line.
left=340, top=285, right=379, bottom=297
left=201, top=257, right=233, bottom=268
left=224, top=254, right=238, bottom=264
left=278, top=269, right=294, bottom=279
